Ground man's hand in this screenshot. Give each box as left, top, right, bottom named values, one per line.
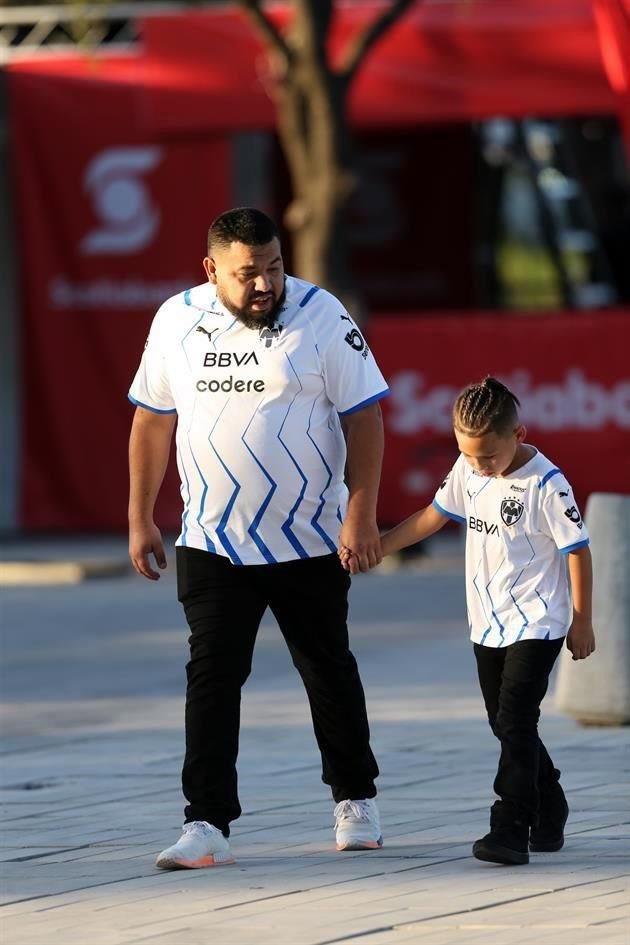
left=338, top=519, right=382, bottom=575
left=129, top=522, right=167, bottom=581
left=566, top=619, right=596, bottom=661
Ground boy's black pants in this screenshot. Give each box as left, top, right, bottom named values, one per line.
left=176, top=547, right=379, bottom=835
left=474, top=637, right=564, bottom=824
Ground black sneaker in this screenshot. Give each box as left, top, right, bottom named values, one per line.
left=530, top=784, right=569, bottom=852
left=473, top=801, right=530, bottom=866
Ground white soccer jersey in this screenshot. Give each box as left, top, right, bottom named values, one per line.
left=433, top=450, right=589, bottom=646
left=129, top=277, right=389, bottom=565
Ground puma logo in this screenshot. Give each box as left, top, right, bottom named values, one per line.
left=196, top=326, right=220, bottom=343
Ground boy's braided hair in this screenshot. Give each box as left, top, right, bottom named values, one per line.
left=453, top=376, right=521, bottom=437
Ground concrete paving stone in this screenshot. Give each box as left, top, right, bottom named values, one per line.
left=2, top=554, right=629, bottom=945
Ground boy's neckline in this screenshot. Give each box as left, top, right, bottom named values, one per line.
left=501, top=444, right=538, bottom=478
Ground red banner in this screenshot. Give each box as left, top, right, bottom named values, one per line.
left=369, top=312, right=630, bottom=526
left=9, top=68, right=231, bottom=530
left=7, top=1, right=630, bottom=532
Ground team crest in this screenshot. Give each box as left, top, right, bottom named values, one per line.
left=501, top=498, right=524, bottom=526
left=259, top=324, right=284, bottom=348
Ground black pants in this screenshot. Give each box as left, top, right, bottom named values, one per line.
left=474, top=637, right=564, bottom=824
left=176, top=547, right=379, bottom=834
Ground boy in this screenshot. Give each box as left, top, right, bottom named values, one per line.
left=341, top=376, right=595, bottom=865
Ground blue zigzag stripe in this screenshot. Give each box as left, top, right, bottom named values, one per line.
left=306, top=400, right=337, bottom=552
left=208, top=402, right=242, bottom=564
left=241, top=401, right=277, bottom=563
left=277, top=355, right=309, bottom=558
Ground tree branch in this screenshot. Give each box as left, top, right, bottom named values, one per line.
left=238, top=0, right=293, bottom=66
left=340, top=0, right=417, bottom=82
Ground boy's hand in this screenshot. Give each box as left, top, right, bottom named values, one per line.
left=338, top=544, right=357, bottom=574
left=566, top=619, right=596, bottom=661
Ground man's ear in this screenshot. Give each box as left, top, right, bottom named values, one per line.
left=203, top=257, right=217, bottom=284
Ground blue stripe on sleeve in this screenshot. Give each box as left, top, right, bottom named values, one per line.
left=559, top=538, right=590, bottom=555
left=299, top=286, right=320, bottom=307
left=128, top=394, right=176, bottom=414
left=432, top=498, right=465, bottom=524
left=538, top=468, right=562, bottom=489
left=338, top=389, right=390, bottom=417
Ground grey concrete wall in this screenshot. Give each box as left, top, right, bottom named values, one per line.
left=556, top=492, right=630, bottom=725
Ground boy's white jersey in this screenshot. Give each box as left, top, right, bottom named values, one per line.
left=129, top=278, right=389, bottom=565
left=433, top=450, right=589, bottom=646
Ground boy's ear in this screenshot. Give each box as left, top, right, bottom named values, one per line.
left=515, top=424, right=527, bottom=443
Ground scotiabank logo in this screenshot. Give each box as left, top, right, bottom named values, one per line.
left=80, top=147, right=163, bottom=255
left=388, top=369, right=630, bottom=433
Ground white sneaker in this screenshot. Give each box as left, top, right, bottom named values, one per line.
left=156, top=821, right=235, bottom=870
left=334, top=798, right=383, bottom=851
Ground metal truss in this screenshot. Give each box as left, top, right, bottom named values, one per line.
left=0, top=3, right=195, bottom=62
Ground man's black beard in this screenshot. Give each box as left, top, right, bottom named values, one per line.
left=218, top=283, right=286, bottom=331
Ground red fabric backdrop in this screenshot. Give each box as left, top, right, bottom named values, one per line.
left=7, top=1, right=630, bottom=530
left=9, top=71, right=231, bottom=529
left=369, top=311, right=630, bottom=525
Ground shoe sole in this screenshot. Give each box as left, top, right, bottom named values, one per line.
left=156, top=854, right=235, bottom=870
left=472, top=840, right=529, bottom=866
left=336, top=838, right=383, bottom=851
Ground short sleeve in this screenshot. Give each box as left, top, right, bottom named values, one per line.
left=432, top=455, right=466, bottom=523
left=316, top=296, right=389, bottom=415
left=128, top=306, right=176, bottom=414
left=540, top=474, right=590, bottom=553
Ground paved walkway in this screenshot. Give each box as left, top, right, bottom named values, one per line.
left=0, top=537, right=628, bottom=944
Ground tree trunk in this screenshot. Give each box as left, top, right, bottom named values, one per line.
left=239, top=0, right=417, bottom=322
left=275, top=36, right=361, bottom=316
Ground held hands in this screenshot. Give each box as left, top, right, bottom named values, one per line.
left=566, top=618, right=596, bottom=661
left=338, top=544, right=356, bottom=573
left=129, top=522, right=167, bottom=581
left=338, top=517, right=382, bottom=575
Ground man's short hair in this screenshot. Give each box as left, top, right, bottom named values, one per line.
left=208, top=208, right=279, bottom=254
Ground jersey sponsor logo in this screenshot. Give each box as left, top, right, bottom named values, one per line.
left=510, top=484, right=526, bottom=493
left=259, top=324, right=284, bottom=348
left=469, top=516, right=499, bottom=536
left=80, top=147, right=162, bottom=255
left=501, top=498, right=525, bottom=526
left=203, top=352, right=260, bottom=367
left=564, top=506, right=583, bottom=528
left=196, top=376, right=265, bottom=393
left=344, top=328, right=370, bottom=360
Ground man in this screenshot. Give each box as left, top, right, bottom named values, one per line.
left=128, top=207, right=389, bottom=869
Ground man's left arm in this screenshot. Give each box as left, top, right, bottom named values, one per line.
left=340, top=402, right=384, bottom=574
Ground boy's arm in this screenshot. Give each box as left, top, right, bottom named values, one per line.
left=340, top=503, right=449, bottom=573
left=381, top=503, right=449, bottom=556
left=566, top=545, right=596, bottom=660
